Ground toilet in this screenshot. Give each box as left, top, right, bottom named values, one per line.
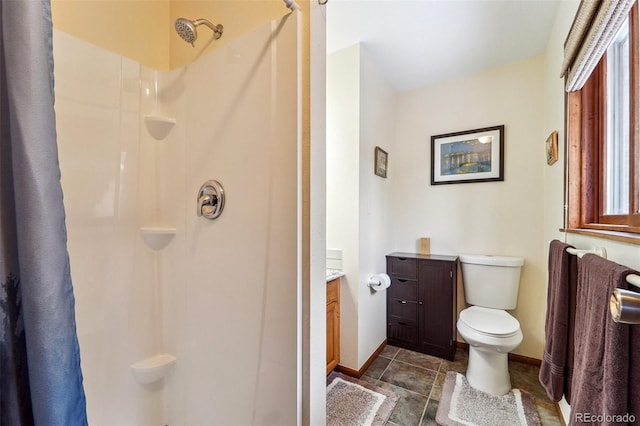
left=457, top=254, right=524, bottom=395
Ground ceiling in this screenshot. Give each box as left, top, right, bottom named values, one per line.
left=326, top=0, right=562, bottom=92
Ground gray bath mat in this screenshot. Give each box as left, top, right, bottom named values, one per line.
left=327, top=372, right=399, bottom=426
left=436, top=371, right=541, bottom=426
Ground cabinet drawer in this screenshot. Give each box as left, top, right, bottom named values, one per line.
left=388, top=278, right=417, bottom=300
left=388, top=257, right=417, bottom=279
left=327, top=279, right=339, bottom=303
left=388, top=298, right=418, bottom=321
left=388, top=319, right=418, bottom=345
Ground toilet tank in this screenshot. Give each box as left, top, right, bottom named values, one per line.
left=460, top=254, right=524, bottom=310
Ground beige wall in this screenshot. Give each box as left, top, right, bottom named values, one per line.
left=542, top=0, right=578, bottom=248
left=327, top=44, right=361, bottom=369
left=169, top=1, right=287, bottom=69
left=391, top=56, right=546, bottom=358
left=51, top=0, right=303, bottom=71
left=327, top=44, right=396, bottom=371
left=51, top=0, right=171, bottom=70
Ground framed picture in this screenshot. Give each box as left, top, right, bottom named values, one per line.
left=546, top=131, right=558, bottom=165
left=375, top=146, right=388, bottom=178
left=431, top=125, right=504, bottom=185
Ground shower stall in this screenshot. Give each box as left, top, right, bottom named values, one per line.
left=53, top=11, right=302, bottom=425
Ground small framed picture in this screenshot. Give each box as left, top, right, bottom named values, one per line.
left=546, top=131, right=558, bottom=165
left=431, top=125, right=504, bottom=185
left=375, top=146, right=388, bottom=178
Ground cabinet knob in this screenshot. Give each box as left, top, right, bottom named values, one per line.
left=418, top=301, right=423, bottom=305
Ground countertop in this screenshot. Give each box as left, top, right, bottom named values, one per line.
left=386, top=252, right=459, bottom=262
left=326, top=269, right=345, bottom=282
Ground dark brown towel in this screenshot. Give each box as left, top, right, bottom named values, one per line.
left=565, top=246, right=578, bottom=403
left=630, top=324, right=640, bottom=423
left=570, top=254, right=634, bottom=426
left=539, top=240, right=578, bottom=402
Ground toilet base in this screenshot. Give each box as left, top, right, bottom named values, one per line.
left=466, top=345, right=511, bottom=395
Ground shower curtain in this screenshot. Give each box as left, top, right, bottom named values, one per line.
left=0, top=1, right=87, bottom=425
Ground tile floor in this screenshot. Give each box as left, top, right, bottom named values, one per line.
left=359, top=345, right=563, bottom=426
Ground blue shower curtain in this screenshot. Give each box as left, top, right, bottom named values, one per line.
left=0, top=1, right=87, bottom=425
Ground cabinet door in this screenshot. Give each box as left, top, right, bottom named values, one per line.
left=387, top=319, right=418, bottom=348
left=386, top=257, right=419, bottom=349
left=326, top=279, right=340, bottom=374
left=387, top=278, right=418, bottom=321
left=326, top=299, right=340, bottom=374
left=387, top=257, right=417, bottom=279
left=418, top=260, right=455, bottom=360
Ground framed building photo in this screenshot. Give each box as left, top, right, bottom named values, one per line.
left=546, top=131, right=558, bottom=165
left=375, top=146, right=388, bottom=178
left=431, top=125, right=504, bottom=185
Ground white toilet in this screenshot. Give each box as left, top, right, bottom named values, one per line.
left=457, top=254, right=524, bottom=395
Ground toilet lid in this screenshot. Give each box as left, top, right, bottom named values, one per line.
left=459, top=306, right=520, bottom=336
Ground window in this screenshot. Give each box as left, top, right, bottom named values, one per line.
left=605, top=19, right=630, bottom=216
left=566, top=2, right=640, bottom=235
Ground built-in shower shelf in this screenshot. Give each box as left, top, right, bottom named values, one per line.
left=130, top=354, right=177, bottom=384
left=140, top=227, right=176, bottom=250
left=144, top=115, right=176, bottom=140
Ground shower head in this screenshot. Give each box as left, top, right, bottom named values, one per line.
left=174, top=18, right=223, bottom=47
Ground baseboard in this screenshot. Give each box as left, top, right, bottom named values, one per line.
left=555, top=397, right=570, bottom=426
left=555, top=402, right=568, bottom=426
left=509, top=352, right=542, bottom=366
left=455, top=341, right=542, bottom=366
left=335, top=340, right=542, bottom=379
left=335, top=339, right=387, bottom=379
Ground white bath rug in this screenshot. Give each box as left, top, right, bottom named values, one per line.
left=326, top=372, right=398, bottom=426
left=435, top=371, right=541, bottom=426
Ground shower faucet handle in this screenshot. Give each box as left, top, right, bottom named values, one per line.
left=199, top=194, right=217, bottom=215
left=197, top=180, right=225, bottom=220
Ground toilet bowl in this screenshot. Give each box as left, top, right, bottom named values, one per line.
left=457, top=254, right=524, bottom=396
left=457, top=306, right=523, bottom=395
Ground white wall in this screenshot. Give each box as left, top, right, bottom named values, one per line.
left=391, top=56, right=546, bottom=358
left=327, top=44, right=395, bottom=370
left=357, top=46, right=396, bottom=367
left=542, top=0, right=640, bottom=272
left=327, top=44, right=360, bottom=369
left=54, top=13, right=300, bottom=425
left=542, top=1, right=578, bottom=250
left=309, top=1, right=328, bottom=422
left=54, top=30, right=162, bottom=425
left=158, top=14, right=300, bottom=425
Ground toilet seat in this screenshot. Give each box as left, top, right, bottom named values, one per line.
left=456, top=306, right=523, bottom=395
left=459, top=306, right=520, bottom=337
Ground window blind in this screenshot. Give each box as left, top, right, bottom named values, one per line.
left=561, top=0, right=635, bottom=92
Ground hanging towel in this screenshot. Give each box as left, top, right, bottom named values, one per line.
left=570, top=254, right=634, bottom=426
left=539, top=240, right=578, bottom=402
left=629, top=318, right=640, bottom=422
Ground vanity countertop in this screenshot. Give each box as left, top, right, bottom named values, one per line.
left=326, top=269, right=345, bottom=282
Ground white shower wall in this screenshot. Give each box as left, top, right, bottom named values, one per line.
left=157, top=14, right=300, bottom=425
left=54, top=28, right=162, bottom=425
left=54, top=13, right=300, bottom=426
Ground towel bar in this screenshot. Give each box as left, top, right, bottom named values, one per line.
left=627, top=274, right=640, bottom=289
left=566, top=246, right=607, bottom=258
left=610, top=275, right=640, bottom=324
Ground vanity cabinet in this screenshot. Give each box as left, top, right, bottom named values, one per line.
left=326, top=278, right=340, bottom=374
left=386, top=252, right=458, bottom=361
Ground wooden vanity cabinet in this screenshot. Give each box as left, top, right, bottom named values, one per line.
left=326, top=278, right=340, bottom=374
left=386, top=253, right=458, bottom=361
